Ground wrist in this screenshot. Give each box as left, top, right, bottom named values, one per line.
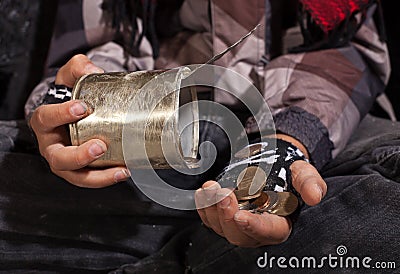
left=217, top=137, right=308, bottom=217
left=266, top=133, right=309, bottom=160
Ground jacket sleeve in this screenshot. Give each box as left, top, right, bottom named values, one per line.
left=24, top=40, right=154, bottom=124
left=24, top=0, right=154, bottom=124
left=254, top=3, right=390, bottom=170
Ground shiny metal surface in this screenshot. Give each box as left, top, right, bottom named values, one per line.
left=70, top=68, right=199, bottom=168
left=267, top=192, right=299, bottom=216
left=234, top=143, right=263, bottom=159
left=253, top=191, right=279, bottom=213
left=253, top=191, right=298, bottom=216
left=234, top=166, right=266, bottom=200
left=238, top=200, right=251, bottom=211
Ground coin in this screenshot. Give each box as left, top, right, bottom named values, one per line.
left=253, top=191, right=279, bottom=213
left=267, top=191, right=298, bottom=216
left=234, top=143, right=262, bottom=159
left=238, top=201, right=252, bottom=210
left=240, top=190, right=299, bottom=216
left=251, top=191, right=269, bottom=209
left=234, top=166, right=266, bottom=200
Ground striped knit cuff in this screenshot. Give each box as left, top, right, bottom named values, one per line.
left=274, top=106, right=334, bottom=170
left=43, top=81, right=72, bottom=105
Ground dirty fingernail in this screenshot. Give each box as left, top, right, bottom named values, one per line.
left=88, top=141, right=106, bottom=158
left=218, top=196, right=231, bottom=208
left=202, top=182, right=220, bottom=191
left=70, top=101, right=87, bottom=117
left=313, top=183, right=323, bottom=201
left=114, top=169, right=130, bottom=182
left=85, top=63, right=104, bottom=74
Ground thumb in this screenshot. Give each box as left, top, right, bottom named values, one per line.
left=290, top=160, right=327, bottom=206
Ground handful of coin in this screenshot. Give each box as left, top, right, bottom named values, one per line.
left=233, top=166, right=298, bottom=216
left=237, top=189, right=298, bottom=216
left=222, top=142, right=300, bottom=216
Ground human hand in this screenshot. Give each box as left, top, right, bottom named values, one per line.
left=30, top=54, right=130, bottom=187
left=195, top=160, right=326, bottom=247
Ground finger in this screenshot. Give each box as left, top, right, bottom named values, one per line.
left=55, top=54, right=104, bottom=87
left=195, top=189, right=212, bottom=227
left=31, top=100, right=89, bottom=134
left=45, top=139, right=108, bottom=171
left=196, top=181, right=224, bottom=236
left=216, top=188, right=256, bottom=246
left=233, top=210, right=291, bottom=246
left=195, top=181, right=217, bottom=227
left=195, top=181, right=218, bottom=209
left=291, top=160, right=327, bottom=206
left=56, top=167, right=131, bottom=188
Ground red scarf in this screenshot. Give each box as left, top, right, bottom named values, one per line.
left=300, top=0, right=371, bottom=33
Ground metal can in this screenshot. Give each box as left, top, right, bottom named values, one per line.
left=69, top=67, right=199, bottom=168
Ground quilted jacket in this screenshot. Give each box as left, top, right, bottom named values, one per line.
left=25, top=0, right=390, bottom=170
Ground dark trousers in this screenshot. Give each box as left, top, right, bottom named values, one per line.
left=0, top=116, right=399, bottom=273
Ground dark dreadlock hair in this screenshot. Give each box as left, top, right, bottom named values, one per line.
left=101, top=0, right=159, bottom=58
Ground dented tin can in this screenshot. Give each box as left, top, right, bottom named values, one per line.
left=69, top=67, right=199, bottom=168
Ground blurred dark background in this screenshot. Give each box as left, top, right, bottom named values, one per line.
left=380, top=0, right=400, bottom=120
left=0, top=0, right=398, bottom=120
left=0, top=0, right=57, bottom=120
